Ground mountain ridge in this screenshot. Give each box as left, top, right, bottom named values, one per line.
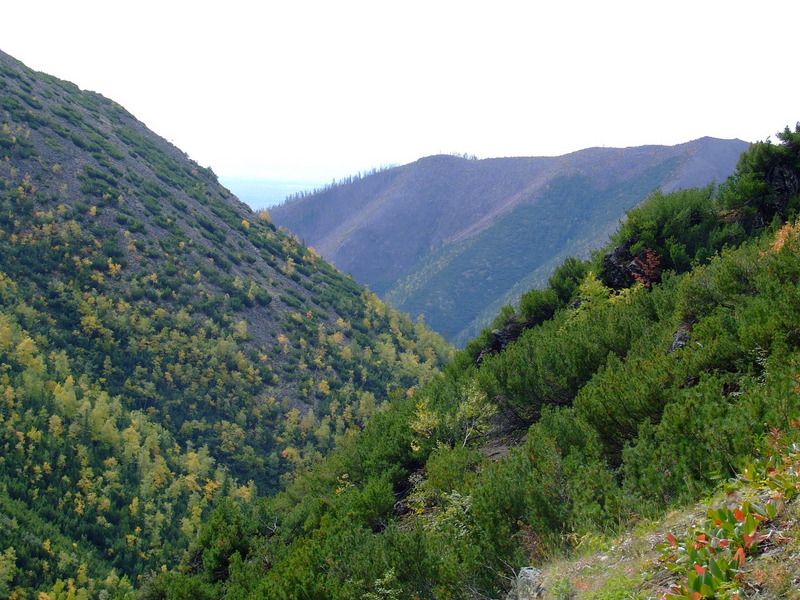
left=0, top=47, right=452, bottom=593
left=151, top=124, right=800, bottom=600
left=272, top=137, right=749, bottom=344
left=4, top=44, right=800, bottom=600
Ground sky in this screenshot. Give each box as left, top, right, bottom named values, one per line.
left=3, top=0, right=799, bottom=186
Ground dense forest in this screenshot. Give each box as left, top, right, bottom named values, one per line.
left=0, top=49, right=452, bottom=598
left=145, top=125, right=800, bottom=599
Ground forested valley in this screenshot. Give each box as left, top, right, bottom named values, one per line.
left=3, top=48, right=800, bottom=600
left=149, top=125, right=800, bottom=600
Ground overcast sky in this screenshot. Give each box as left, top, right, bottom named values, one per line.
left=3, top=0, right=798, bottom=183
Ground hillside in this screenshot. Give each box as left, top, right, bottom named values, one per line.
left=151, top=124, right=800, bottom=599
left=271, top=139, right=748, bottom=345
left=0, top=48, right=452, bottom=596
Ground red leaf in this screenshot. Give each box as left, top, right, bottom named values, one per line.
left=734, top=508, right=746, bottom=521
left=734, top=546, right=746, bottom=567
left=694, top=564, right=706, bottom=575
left=667, top=533, right=678, bottom=547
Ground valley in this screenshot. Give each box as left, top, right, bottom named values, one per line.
left=2, top=46, right=800, bottom=600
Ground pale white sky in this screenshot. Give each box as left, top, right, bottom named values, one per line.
left=3, top=0, right=798, bottom=183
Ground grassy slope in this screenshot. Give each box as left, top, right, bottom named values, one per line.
left=535, top=446, right=800, bottom=600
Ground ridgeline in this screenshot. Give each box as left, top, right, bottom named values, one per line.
left=271, top=139, right=748, bottom=345
left=155, top=124, right=800, bottom=599
left=0, top=48, right=452, bottom=595
left=3, top=46, right=800, bottom=600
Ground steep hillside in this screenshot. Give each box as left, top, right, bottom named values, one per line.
left=0, top=49, right=452, bottom=596
left=152, top=125, right=800, bottom=599
left=272, top=139, right=748, bottom=344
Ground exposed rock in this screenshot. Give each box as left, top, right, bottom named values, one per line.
left=735, top=154, right=799, bottom=233
left=601, top=241, right=637, bottom=290
left=669, top=325, right=691, bottom=353
left=766, top=155, right=800, bottom=213
left=506, top=567, right=544, bottom=600
left=475, top=321, right=526, bottom=364
left=393, top=500, right=410, bottom=517
left=475, top=348, right=493, bottom=365
left=602, top=242, right=664, bottom=290
left=492, top=322, right=525, bottom=351
left=722, top=381, right=741, bottom=396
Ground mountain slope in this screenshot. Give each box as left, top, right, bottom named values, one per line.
left=0, top=48, right=452, bottom=595
left=271, top=139, right=749, bottom=344
left=152, top=124, right=800, bottom=600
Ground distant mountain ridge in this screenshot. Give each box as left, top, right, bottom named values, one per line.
left=271, top=137, right=750, bottom=344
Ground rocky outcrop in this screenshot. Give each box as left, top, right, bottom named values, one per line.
left=734, top=151, right=800, bottom=233
left=766, top=154, right=800, bottom=214
left=602, top=243, right=663, bottom=291
left=669, top=324, right=692, bottom=353
left=506, top=567, right=544, bottom=599
left=601, top=241, right=637, bottom=290
left=474, top=319, right=530, bottom=365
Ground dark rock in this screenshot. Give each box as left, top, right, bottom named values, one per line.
left=722, top=381, right=741, bottom=396
left=492, top=322, right=524, bottom=351
left=601, top=241, right=637, bottom=290
left=736, top=154, right=800, bottom=233
left=737, top=208, right=767, bottom=234
left=475, top=348, right=493, bottom=365
left=475, top=320, right=525, bottom=364
left=393, top=500, right=410, bottom=517
left=766, top=155, right=800, bottom=213
left=669, top=325, right=691, bottom=353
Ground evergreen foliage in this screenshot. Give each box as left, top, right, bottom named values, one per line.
left=148, top=124, right=800, bottom=599
left=3, top=47, right=800, bottom=600
left=0, top=49, right=452, bottom=597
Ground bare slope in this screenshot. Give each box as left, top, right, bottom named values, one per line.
left=272, top=138, right=749, bottom=344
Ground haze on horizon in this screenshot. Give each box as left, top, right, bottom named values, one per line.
left=3, top=0, right=798, bottom=190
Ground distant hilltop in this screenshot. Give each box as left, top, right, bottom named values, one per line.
left=271, top=137, right=750, bottom=345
